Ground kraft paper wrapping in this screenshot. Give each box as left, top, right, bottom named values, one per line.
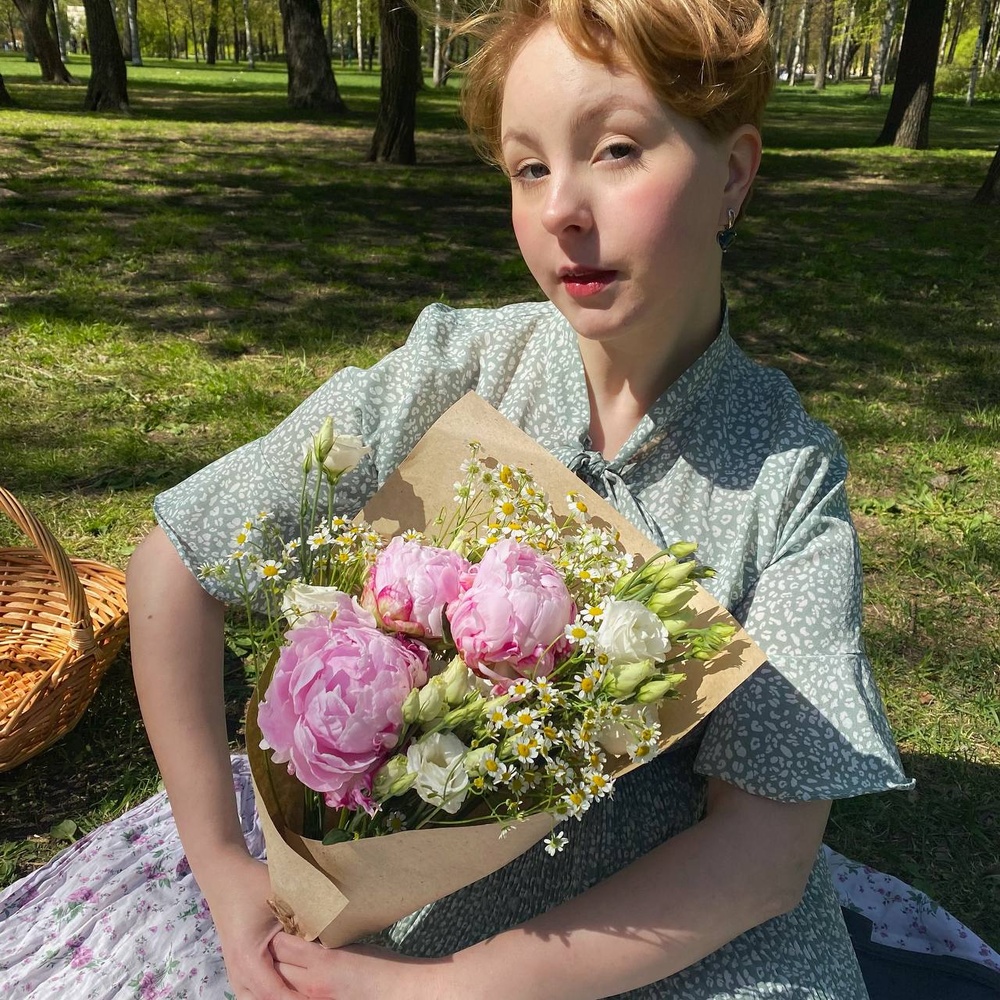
left=247, top=392, right=766, bottom=947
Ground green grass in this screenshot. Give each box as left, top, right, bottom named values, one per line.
left=1, top=56, right=999, bottom=948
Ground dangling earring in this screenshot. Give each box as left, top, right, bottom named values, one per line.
left=717, top=208, right=737, bottom=253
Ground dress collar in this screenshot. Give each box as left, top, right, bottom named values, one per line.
left=562, top=305, right=737, bottom=546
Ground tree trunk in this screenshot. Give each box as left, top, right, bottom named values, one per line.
left=967, top=0, right=991, bottom=104
left=869, top=0, right=899, bottom=97
left=13, top=0, right=74, bottom=82
left=973, top=141, right=1000, bottom=204
left=127, top=0, right=141, bottom=65
left=82, top=0, right=129, bottom=111
left=243, top=0, right=255, bottom=68
left=279, top=0, right=346, bottom=111
left=836, top=2, right=856, bottom=81
left=187, top=0, right=198, bottom=60
left=945, top=0, right=968, bottom=64
left=355, top=0, right=362, bottom=70
left=163, top=0, right=173, bottom=58
left=207, top=0, right=219, bottom=64
left=367, top=0, right=420, bottom=164
left=788, top=0, right=809, bottom=85
left=49, top=0, right=66, bottom=58
left=815, top=0, right=834, bottom=90
left=874, top=0, right=947, bottom=148
left=0, top=73, right=13, bottom=105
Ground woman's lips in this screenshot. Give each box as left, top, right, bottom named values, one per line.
left=559, top=269, right=617, bottom=298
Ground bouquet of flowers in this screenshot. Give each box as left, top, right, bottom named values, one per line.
left=204, top=394, right=764, bottom=946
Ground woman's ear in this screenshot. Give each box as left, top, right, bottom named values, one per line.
left=723, top=125, right=763, bottom=222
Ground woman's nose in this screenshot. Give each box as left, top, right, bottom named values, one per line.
left=540, top=174, right=593, bottom=236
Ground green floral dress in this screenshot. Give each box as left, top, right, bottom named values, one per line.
left=155, top=300, right=912, bottom=999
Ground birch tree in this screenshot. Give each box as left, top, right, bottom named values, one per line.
left=966, top=0, right=991, bottom=103
left=126, top=0, right=141, bottom=63
left=868, top=0, right=899, bottom=96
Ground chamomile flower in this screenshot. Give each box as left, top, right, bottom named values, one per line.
left=564, top=619, right=596, bottom=648
left=512, top=706, right=539, bottom=729
left=307, top=527, right=331, bottom=550
left=574, top=664, right=604, bottom=700
left=509, top=678, right=533, bottom=700
left=584, top=769, right=614, bottom=800
left=511, top=731, right=543, bottom=763
left=384, top=811, right=406, bottom=833
left=560, top=785, right=593, bottom=819
left=544, top=831, right=569, bottom=856
left=259, top=560, right=285, bottom=580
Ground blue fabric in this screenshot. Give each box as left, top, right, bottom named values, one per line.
left=842, top=908, right=1000, bottom=1000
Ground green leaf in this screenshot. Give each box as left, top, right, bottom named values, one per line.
left=321, top=828, right=353, bottom=846
left=49, top=820, right=78, bottom=842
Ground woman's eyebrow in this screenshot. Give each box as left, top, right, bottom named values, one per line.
left=502, top=94, right=650, bottom=149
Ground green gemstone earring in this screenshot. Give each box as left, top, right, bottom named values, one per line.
left=717, top=208, right=737, bottom=253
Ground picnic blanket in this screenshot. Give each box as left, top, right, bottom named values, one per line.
left=1, top=755, right=997, bottom=999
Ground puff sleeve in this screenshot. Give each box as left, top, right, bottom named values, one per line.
left=153, top=303, right=531, bottom=603
left=694, top=433, right=912, bottom=800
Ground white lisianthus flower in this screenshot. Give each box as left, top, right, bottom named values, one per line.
left=595, top=599, right=670, bottom=666
left=406, top=732, right=470, bottom=814
left=280, top=582, right=375, bottom=630
left=322, top=433, right=370, bottom=477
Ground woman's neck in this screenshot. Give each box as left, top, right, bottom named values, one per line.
left=580, top=303, right=722, bottom=460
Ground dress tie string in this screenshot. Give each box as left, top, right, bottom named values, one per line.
left=568, top=450, right=667, bottom=549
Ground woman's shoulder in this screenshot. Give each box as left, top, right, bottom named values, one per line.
left=408, top=299, right=564, bottom=342
left=721, top=341, right=841, bottom=458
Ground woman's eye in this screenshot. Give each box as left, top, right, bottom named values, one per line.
left=514, top=162, right=549, bottom=181
left=604, top=142, right=638, bottom=161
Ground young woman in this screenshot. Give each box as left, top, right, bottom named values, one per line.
left=14, top=2, right=914, bottom=998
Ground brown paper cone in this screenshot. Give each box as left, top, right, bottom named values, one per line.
left=248, top=392, right=766, bottom=946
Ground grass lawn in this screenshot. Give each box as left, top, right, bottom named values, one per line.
left=1, top=54, right=999, bottom=948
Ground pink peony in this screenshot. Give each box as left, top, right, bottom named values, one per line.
left=257, top=617, right=428, bottom=812
left=446, top=538, right=575, bottom=686
left=361, top=536, right=469, bottom=638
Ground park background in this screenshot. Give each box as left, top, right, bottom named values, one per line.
left=1, top=0, right=999, bottom=957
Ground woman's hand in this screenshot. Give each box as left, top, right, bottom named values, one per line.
left=269, top=933, right=439, bottom=1000
left=207, top=855, right=308, bottom=1000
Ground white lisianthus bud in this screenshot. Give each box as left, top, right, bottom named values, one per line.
left=402, top=688, right=422, bottom=724
left=595, top=600, right=671, bottom=666
left=440, top=695, right=486, bottom=729
left=635, top=673, right=685, bottom=704
left=602, top=659, right=655, bottom=699
left=312, top=416, right=336, bottom=465
left=441, top=656, right=475, bottom=706
left=372, top=754, right=415, bottom=800
left=406, top=732, right=470, bottom=814
left=415, top=675, right=448, bottom=723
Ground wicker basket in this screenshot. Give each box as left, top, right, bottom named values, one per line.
left=0, top=487, right=129, bottom=772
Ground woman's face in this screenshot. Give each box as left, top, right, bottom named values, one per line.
left=500, top=23, right=738, bottom=353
